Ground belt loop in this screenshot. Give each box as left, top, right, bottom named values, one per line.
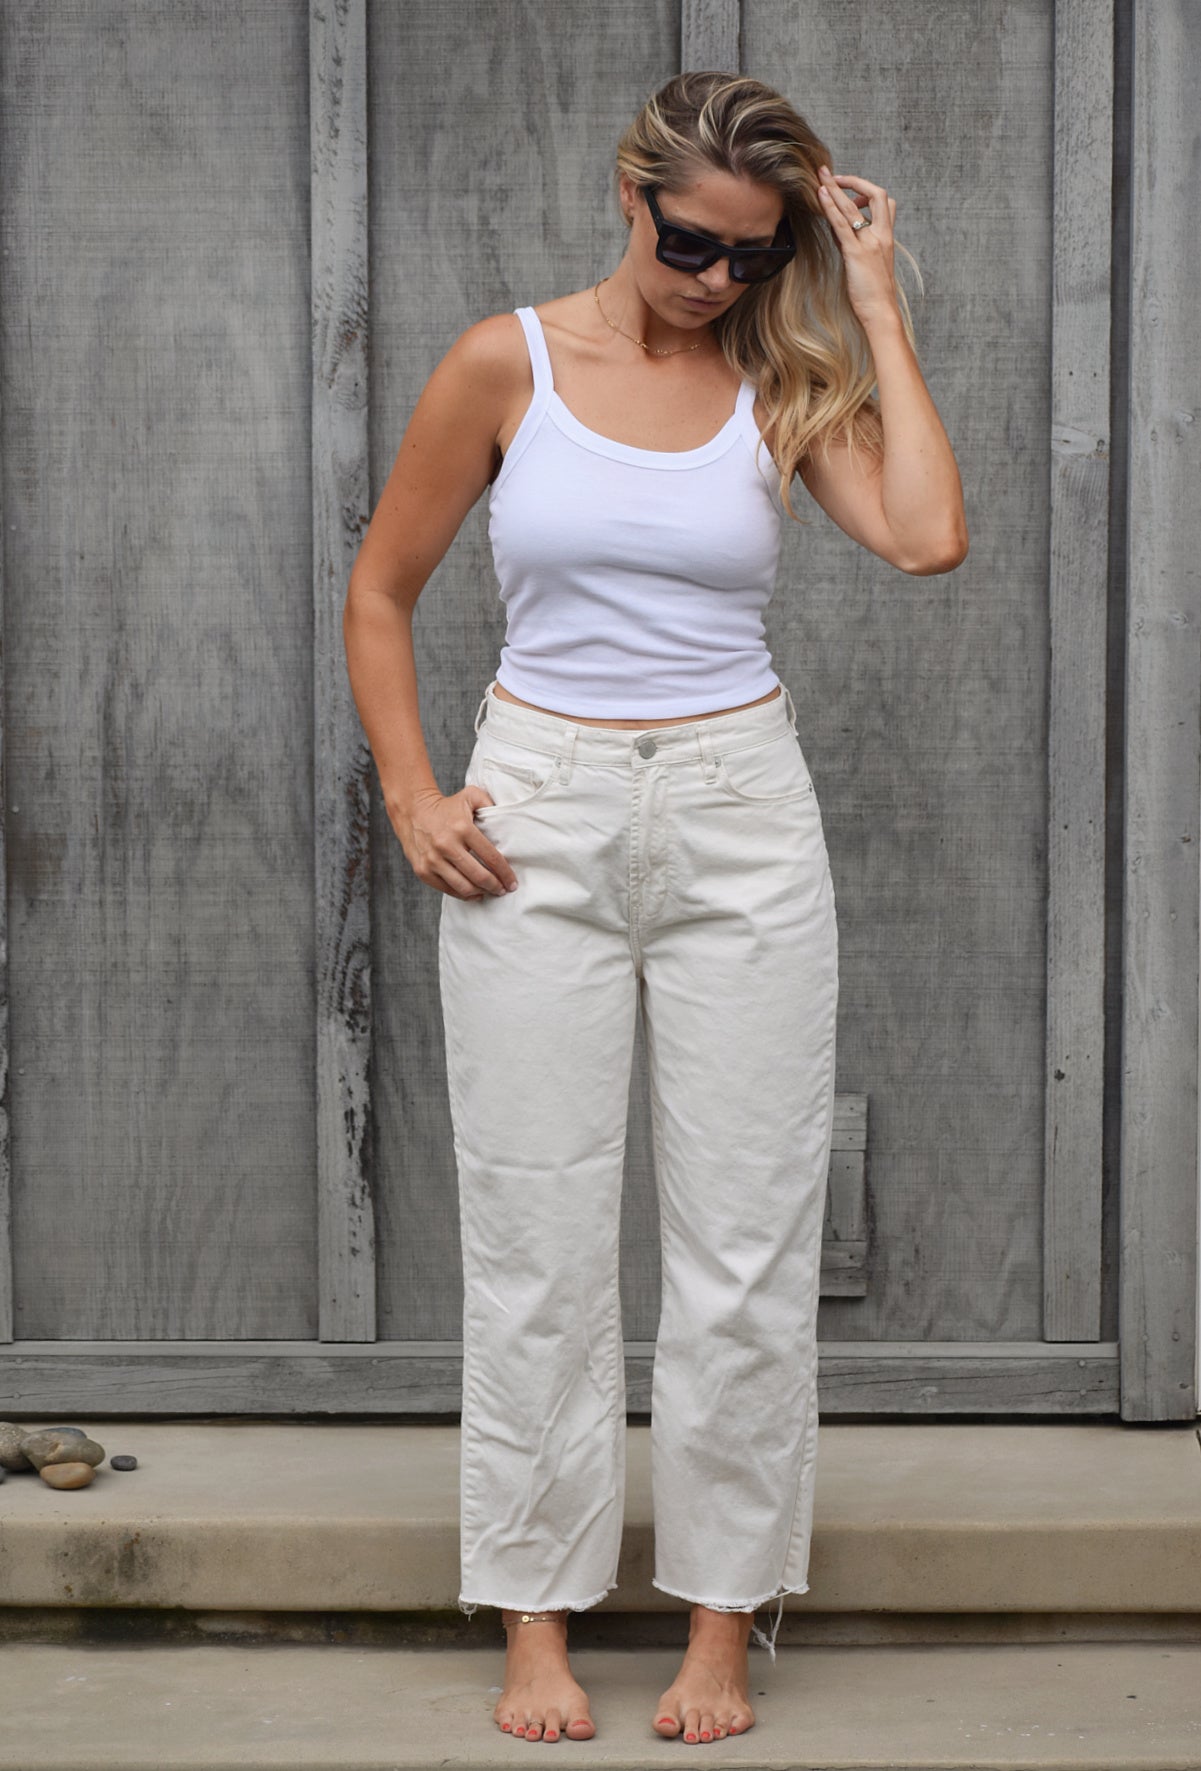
left=696, top=719, right=719, bottom=783
left=782, top=685, right=798, bottom=731
left=557, top=720, right=577, bottom=784
left=473, top=681, right=495, bottom=734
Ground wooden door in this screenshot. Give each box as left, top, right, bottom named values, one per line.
left=1, top=0, right=1194, bottom=1423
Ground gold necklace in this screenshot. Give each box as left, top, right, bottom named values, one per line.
left=593, top=277, right=708, bottom=357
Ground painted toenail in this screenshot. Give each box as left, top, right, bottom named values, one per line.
left=685, top=1732, right=696, bottom=1742
left=701, top=1731, right=711, bottom=1740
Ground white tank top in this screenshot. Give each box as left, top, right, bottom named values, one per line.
left=486, top=305, right=786, bottom=717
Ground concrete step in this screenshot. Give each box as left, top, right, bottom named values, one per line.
left=2, top=1638, right=1201, bottom=1768
left=2, top=1420, right=1199, bottom=1618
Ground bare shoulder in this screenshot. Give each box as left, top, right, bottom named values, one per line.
left=435, top=310, right=530, bottom=393
left=530, top=288, right=597, bottom=353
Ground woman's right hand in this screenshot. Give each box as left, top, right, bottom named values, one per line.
left=393, top=787, right=518, bottom=900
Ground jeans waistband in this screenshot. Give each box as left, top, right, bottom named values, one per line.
left=472, top=679, right=798, bottom=767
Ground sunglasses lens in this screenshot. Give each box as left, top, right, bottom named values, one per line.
left=657, top=228, right=718, bottom=272
left=730, top=251, right=790, bottom=283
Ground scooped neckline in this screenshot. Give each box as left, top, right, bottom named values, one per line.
left=547, top=387, right=748, bottom=468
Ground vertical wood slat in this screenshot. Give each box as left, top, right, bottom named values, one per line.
left=0, top=211, right=8, bottom=1341
left=680, top=0, right=740, bottom=70
left=1121, top=0, right=1200, bottom=1417
left=311, top=0, right=375, bottom=1340
left=1043, top=0, right=1113, bottom=1340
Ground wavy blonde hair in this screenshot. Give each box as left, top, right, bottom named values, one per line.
left=615, top=71, right=922, bottom=520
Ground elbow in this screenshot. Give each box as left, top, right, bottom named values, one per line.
left=899, top=524, right=969, bottom=576
left=344, top=572, right=416, bottom=619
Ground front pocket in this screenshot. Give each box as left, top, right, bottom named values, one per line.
left=468, top=732, right=561, bottom=814
left=714, top=729, right=815, bottom=804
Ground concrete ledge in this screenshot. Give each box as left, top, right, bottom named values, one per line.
left=1, top=1421, right=1199, bottom=1613
left=3, top=1640, right=1201, bottom=1768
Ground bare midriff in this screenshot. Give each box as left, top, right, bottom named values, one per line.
left=492, top=681, right=783, bottom=730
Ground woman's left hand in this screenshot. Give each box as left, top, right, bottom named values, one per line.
left=817, top=165, right=898, bottom=329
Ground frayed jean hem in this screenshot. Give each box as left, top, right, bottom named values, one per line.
left=458, top=1581, right=617, bottom=1619
left=651, top=1578, right=810, bottom=1664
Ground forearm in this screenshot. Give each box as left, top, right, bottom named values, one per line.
left=342, top=582, right=441, bottom=822
left=863, top=311, right=967, bottom=567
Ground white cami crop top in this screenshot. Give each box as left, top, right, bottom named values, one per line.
left=486, top=305, right=788, bottom=718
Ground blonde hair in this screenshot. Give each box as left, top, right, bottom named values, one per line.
left=614, top=71, right=922, bottom=520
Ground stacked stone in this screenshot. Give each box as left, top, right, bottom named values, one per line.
left=0, top=1422, right=138, bottom=1488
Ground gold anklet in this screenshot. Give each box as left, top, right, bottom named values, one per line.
left=504, top=1611, right=562, bottom=1626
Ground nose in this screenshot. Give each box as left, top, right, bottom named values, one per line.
left=695, top=259, right=733, bottom=296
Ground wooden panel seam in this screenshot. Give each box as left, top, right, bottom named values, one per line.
left=1120, top=0, right=1201, bottom=1419
left=1043, top=0, right=1113, bottom=1341
left=311, top=0, right=376, bottom=1340
left=0, top=105, right=9, bottom=1337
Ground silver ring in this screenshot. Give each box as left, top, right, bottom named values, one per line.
left=851, top=217, right=872, bottom=232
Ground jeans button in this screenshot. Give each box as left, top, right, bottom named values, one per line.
left=637, top=736, right=657, bottom=758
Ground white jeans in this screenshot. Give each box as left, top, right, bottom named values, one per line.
left=437, top=677, right=838, bottom=1661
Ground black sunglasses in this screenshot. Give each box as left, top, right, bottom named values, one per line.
left=643, top=186, right=797, bottom=284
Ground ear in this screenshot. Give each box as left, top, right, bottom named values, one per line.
left=617, top=171, right=639, bottom=226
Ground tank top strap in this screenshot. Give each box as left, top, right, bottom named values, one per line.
left=735, top=375, right=764, bottom=454
left=735, top=375, right=785, bottom=508
left=514, top=306, right=555, bottom=404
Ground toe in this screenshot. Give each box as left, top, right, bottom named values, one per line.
left=698, top=1710, right=715, bottom=1741
left=526, top=1715, right=543, bottom=1740
left=682, top=1705, right=701, bottom=1743
left=566, top=1714, right=595, bottom=1738
left=543, top=1706, right=562, bottom=1742
left=653, top=1705, right=681, bottom=1737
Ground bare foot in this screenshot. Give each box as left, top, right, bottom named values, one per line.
left=493, top=1609, right=596, bottom=1742
left=652, top=1604, right=756, bottom=1743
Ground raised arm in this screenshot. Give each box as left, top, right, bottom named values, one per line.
left=798, top=165, right=968, bottom=575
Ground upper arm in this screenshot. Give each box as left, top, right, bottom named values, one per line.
left=754, top=393, right=901, bottom=569
left=347, top=313, right=529, bottom=614
left=795, top=427, right=905, bottom=567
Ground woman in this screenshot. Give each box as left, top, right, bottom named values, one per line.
left=345, top=71, right=966, bottom=1749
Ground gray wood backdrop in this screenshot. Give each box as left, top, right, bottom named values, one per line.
left=0, top=0, right=1194, bottom=1421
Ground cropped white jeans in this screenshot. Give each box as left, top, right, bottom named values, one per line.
left=437, top=677, right=838, bottom=1661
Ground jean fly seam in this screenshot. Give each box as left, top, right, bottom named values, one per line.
left=627, top=767, right=644, bottom=977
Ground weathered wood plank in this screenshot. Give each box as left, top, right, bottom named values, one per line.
left=0, top=133, right=8, bottom=1340
left=744, top=1, right=1056, bottom=1348
left=681, top=0, right=740, bottom=70
left=367, top=0, right=680, bottom=1343
left=0, top=3, right=316, bottom=1342
left=1043, top=0, right=1112, bottom=1341
left=311, top=0, right=375, bottom=1339
left=0, top=1340, right=1119, bottom=1414
left=1120, top=0, right=1201, bottom=1419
